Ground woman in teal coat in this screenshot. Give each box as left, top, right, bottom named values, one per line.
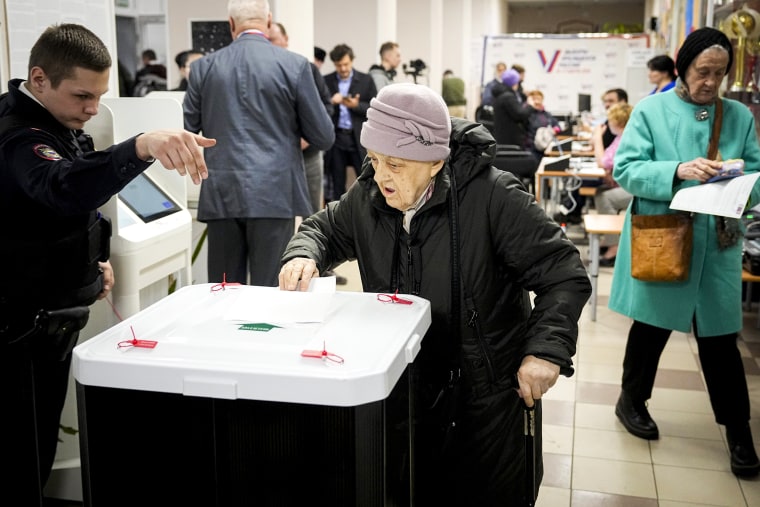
left=609, top=27, right=760, bottom=478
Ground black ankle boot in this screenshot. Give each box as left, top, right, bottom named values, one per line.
left=615, top=390, right=659, bottom=440
left=726, top=423, right=760, bottom=478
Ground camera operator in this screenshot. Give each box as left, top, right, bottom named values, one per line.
left=368, top=41, right=401, bottom=91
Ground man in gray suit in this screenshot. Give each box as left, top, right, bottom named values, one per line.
left=184, top=0, right=334, bottom=286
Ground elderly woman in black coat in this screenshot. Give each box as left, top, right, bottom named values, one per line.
left=279, top=83, right=591, bottom=506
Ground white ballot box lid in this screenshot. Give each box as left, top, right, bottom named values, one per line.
left=73, top=284, right=431, bottom=407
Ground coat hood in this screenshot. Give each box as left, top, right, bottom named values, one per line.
left=447, top=117, right=497, bottom=188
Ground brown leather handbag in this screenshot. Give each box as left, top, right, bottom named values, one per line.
left=630, top=207, right=693, bottom=282
left=629, top=99, right=723, bottom=282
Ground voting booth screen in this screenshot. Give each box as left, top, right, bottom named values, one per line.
left=119, top=172, right=181, bottom=222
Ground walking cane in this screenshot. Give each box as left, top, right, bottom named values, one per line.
left=524, top=401, right=536, bottom=507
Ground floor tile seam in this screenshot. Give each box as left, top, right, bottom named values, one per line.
left=651, top=463, right=748, bottom=507
left=567, top=488, right=660, bottom=505
left=650, top=434, right=727, bottom=443
left=651, top=460, right=745, bottom=478
left=570, top=451, right=654, bottom=465
left=571, top=439, right=731, bottom=467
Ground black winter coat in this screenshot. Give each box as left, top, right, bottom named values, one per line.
left=282, top=118, right=591, bottom=505
left=0, top=79, right=149, bottom=311
left=492, top=87, right=534, bottom=148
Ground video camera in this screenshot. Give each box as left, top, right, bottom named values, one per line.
left=402, top=59, right=427, bottom=82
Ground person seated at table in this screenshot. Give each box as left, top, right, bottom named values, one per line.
left=593, top=102, right=634, bottom=266
left=524, top=89, right=561, bottom=161
left=555, top=89, right=628, bottom=225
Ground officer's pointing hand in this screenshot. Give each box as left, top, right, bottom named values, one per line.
left=135, top=130, right=217, bottom=185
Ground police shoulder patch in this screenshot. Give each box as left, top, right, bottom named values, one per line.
left=33, top=144, right=62, bottom=161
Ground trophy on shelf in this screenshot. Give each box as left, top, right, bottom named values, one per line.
left=721, top=5, right=760, bottom=98
left=746, top=37, right=760, bottom=100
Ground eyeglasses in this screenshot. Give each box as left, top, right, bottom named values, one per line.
left=376, top=290, right=413, bottom=305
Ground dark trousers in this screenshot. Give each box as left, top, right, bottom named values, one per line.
left=206, top=217, right=295, bottom=287
left=1, top=326, right=77, bottom=506
left=621, top=320, right=750, bottom=426
left=324, top=131, right=364, bottom=202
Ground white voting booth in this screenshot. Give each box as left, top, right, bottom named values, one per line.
left=73, top=284, right=431, bottom=506
left=145, top=90, right=210, bottom=285
left=144, top=91, right=200, bottom=206
left=87, top=96, right=193, bottom=321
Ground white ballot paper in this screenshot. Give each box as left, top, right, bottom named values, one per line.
left=670, top=173, right=760, bottom=218
left=223, top=276, right=337, bottom=323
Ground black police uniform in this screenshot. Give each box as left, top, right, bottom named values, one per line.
left=0, top=78, right=152, bottom=505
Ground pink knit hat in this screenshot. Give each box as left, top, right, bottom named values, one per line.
left=360, top=83, right=451, bottom=162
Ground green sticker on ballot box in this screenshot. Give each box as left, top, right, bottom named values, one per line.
left=238, top=323, right=281, bottom=332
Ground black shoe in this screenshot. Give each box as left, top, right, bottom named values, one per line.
left=727, top=424, right=760, bottom=478
left=553, top=212, right=583, bottom=225
left=615, top=391, right=659, bottom=440
left=599, top=256, right=616, bottom=267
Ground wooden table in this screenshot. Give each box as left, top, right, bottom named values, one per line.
left=544, top=150, right=595, bottom=157
left=583, top=214, right=625, bottom=321
left=544, top=135, right=593, bottom=157
left=534, top=157, right=606, bottom=210
left=743, top=269, right=760, bottom=327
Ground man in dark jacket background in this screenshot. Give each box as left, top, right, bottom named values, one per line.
left=322, top=43, right=377, bottom=202
left=492, top=68, right=535, bottom=148
left=279, top=83, right=591, bottom=505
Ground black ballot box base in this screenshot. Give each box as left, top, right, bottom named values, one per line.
left=76, top=369, right=411, bottom=507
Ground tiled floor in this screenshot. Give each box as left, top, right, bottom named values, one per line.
left=333, top=227, right=760, bottom=507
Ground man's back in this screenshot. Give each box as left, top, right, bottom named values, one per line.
left=184, top=33, right=334, bottom=221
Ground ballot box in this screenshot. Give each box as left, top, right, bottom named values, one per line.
left=73, top=284, right=431, bottom=507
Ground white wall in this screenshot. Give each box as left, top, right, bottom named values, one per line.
left=0, top=5, right=8, bottom=89
left=166, top=0, right=228, bottom=90
left=2, top=0, right=118, bottom=95
left=271, top=0, right=315, bottom=60
left=315, top=0, right=382, bottom=78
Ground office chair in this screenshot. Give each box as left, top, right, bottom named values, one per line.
left=492, top=144, right=539, bottom=194
left=475, top=105, right=495, bottom=135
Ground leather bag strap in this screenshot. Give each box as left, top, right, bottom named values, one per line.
left=707, top=99, right=723, bottom=160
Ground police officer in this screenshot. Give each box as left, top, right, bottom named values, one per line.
left=0, top=23, right=216, bottom=505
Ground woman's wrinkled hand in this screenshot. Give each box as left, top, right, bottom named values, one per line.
left=676, top=157, right=723, bottom=182
left=278, top=257, right=319, bottom=291
left=516, top=355, right=560, bottom=408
